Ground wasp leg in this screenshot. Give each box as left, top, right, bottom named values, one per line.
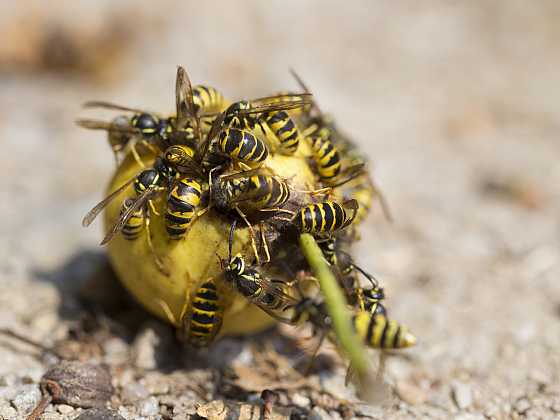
left=158, top=299, right=179, bottom=326
left=235, top=207, right=260, bottom=264
left=259, top=207, right=296, bottom=217
left=145, top=209, right=169, bottom=276
left=238, top=162, right=252, bottom=171
left=372, top=182, right=393, bottom=223
left=259, top=222, right=271, bottom=264
left=147, top=199, right=161, bottom=217
left=126, top=138, right=146, bottom=169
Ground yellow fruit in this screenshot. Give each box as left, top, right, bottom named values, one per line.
left=103, top=147, right=318, bottom=339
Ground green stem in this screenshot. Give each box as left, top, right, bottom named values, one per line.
left=298, top=233, right=369, bottom=374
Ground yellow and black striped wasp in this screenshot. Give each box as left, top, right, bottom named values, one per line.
left=82, top=163, right=171, bottom=274
left=77, top=66, right=203, bottom=167
left=200, top=92, right=313, bottom=167
left=211, top=167, right=292, bottom=263
left=158, top=278, right=224, bottom=348
left=165, top=177, right=204, bottom=240
left=317, top=237, right=387, bottom=316
left=222, top=220, right=297, bottom=321
left=290, top=199, right=360, bottom=236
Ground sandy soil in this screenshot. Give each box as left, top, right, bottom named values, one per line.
left=1, top=1, right=559, bottom=419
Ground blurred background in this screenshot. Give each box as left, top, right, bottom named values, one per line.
left=1, top=1, right=559, bottom=418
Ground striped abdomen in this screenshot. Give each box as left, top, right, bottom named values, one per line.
left=192, top=85, right=226, bottom=114
left=249, top=175, right=290, bottom=209
left=307, top=136, right=341, bottom=183
left=294, top=201, right=356, bottom=235
left=353, top=312, right=416, bottom=349
left=186, top=280, right=223, bottom=347
left=120, top=198, right=144, bottom=240
left=217, top=128, right=268, bottom=166
left=165, top=178, right=202, bottom=239
left=262, top=111, right=300, bottom=154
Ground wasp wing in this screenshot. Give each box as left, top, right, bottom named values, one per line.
left=82, top=176, right=137, bottom=227
left=76, top=118, right=140, bottom=134
left=175, top=66, right=202, bottom=143
left=82, top=101, right=159, bottom=116
left=100, top=186, right=159, bottom=245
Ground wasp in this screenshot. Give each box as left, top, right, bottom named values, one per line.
left=165, top=177, right=204, bottom=240
left=223, top=221, right=296, bottom=321
left=77, top=67, right=204, bottom=167
left=192, top=85, right=227, bottom=115
left=317, top=238, right=386, bottom=315
left=289, top=297, right=414, bottom=350
left=290, top=199, right=359, bottom=236
left=217, top=93, right=311, bottom=131
left=215, top=128, right=269, bottom=168
left=120, top=197, right=145, bottom=240
left=201, top=93, right=312, bottom=164
left=158, top=279, right=224, bottom=348
left=212, top=168, right=290, bottom=214
left=82, top=160, right=174, bottom=273
left=77, top=108, right=167, bottom=167
left=211, top=168, right=291, bottom=263
left=184, top=279, right=224, bottom=347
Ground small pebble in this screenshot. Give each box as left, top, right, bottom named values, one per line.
left=121, top=382, right=149, bottom=403
left=103, top=337, right=129, bottom=365
left=395, top=380, right=428, bottom=405
left=11, top=384, right=42, bottom=414
left=57, top=403, right=74, bottom=414
left=452, top=381, right=473, bottom=409
left=453, top=414, right=485, bottom=420
left=291, top=393, right=310, bottom=408
left=514, top=397, right=531, bottom=414
left=133, top=327, right=160, bottom=370
left=0, top=403, right=17, bottom=419
left=140, top=396, right=159, bottom=417
left=76, top=408, right=126, bottom=420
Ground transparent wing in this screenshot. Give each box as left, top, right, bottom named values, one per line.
left=100, top=186, right=159, bottom=245
left=82, top=176, right=137, bottom=227
left=328, top=162, right=366, bottom=189
left=198, top=111, right=226, bottom=160
left=82, top=101, right=159, bottom=116
left=175, top=66, right=202, bottom=143
left=253, top=277, right=299, bottom=310
left=249, top=92, right=312, bottom=105
left=217, top=167, right=270, bottom=182
left=289, top=68, right=323, bottom=115
left=76, top=118, right=140, bottom=134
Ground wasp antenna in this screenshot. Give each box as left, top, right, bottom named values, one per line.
left=228, top=219, right=237, bottom=261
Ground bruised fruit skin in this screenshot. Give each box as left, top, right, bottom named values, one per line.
left=103, top=146, right=318, bottom=338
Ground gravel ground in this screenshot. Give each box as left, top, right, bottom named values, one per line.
left=1, top=1, right=559, bottom=419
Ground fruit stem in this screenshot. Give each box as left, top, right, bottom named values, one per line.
left=298, top=233, right=369, bottom=375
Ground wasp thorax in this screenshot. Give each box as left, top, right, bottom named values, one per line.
left=133, top=113, right=158, bottom=133
left=133, top=168, right=159, bottom=193
left=164, top=145, right=195, bottom=164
